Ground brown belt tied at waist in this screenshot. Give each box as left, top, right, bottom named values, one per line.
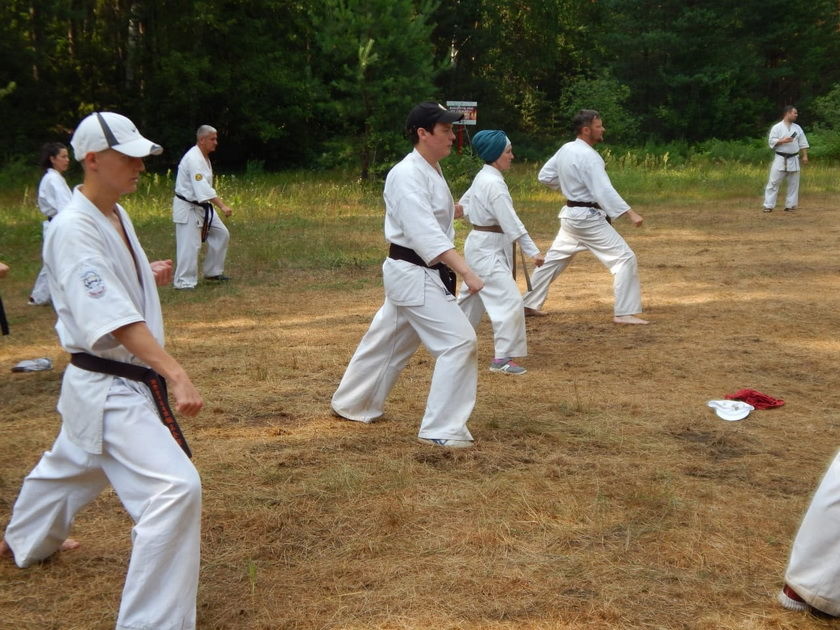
left=176, top=193, right=214, bottom=243
left=566, top=200, right=601, bottom=209
left=70, top=353, right=192, bottom=458
left=388, top=243, right=456, bottom=295
left=472, top=224, right=504, bottom=233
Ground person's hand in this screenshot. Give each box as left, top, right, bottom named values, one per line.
left=454, top=203, right=464, bottom=219
left=625, top=209, right=644, bottom=227
left=170, top=374, right=203, bottom=417
left=532, top=254, right=545, bottom=267
left=802, top=155, right=809, bottom=165
left=462, top=270, right=484, bottom=294
left=221, top=204, right=233, bottom=218
left=0, top=262, right=9, bottom=279
left=150, top=260, right=174, bottom=286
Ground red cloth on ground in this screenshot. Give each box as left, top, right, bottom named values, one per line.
left=724, top=388, right=784, bottom=409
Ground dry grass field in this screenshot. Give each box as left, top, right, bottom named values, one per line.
left=1, top=163, right=839, bottom=629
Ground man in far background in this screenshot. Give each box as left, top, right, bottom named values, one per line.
left=172, top=125, right=234, bottom=289
left=763, top=106, right=809, bottom=213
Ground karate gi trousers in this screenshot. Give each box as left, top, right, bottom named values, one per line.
left=784, top=451, right=840, bottom=616
left=4, top=378, right=201, bottom=630
left=458, top=244, right=526, bottom=359
left=522, top=216, right=642, bottom=317
left=29, top=221, right=52, bottom=305
left=174, top=210, right=230, bottom=288
left=331, top=269, right=477, bottom=441
left=764, top=168, right=800, bottom=210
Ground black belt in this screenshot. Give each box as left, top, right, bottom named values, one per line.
left=388, top=243, right=456, bottom=295
left=70, top=353, right=192, bottom=458
left=176, top=193, right=214, bottom=243
left=0, top=294, right=8, bottom=335
left=566, top=200, right=601, bottom=209
left=775, top=151, right=799, bottom=171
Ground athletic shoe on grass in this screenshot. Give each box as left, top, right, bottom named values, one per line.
left=489, top=358, right=527, bottom=375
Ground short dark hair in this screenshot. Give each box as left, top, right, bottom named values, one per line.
left=39, top=142, right=67, bottom=171
left=573, top=109, right=601, bottom=135
left=406, top=122, right=435, bottom=145
left=783, top=105, right=797, bottom=115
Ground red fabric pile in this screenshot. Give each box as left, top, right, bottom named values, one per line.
left=724, top=388, right=784, bottom=409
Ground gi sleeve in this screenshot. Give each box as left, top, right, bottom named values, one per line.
left=48, top=218, right=145, bottom=352
left=796, top=126, right=810, bottom=150
left=38, top=174, right=71, bottom=218
left=537, top=154, right=562, bottom=191
left=582, top=155, right=631, bottom=220
left=186, top=154, right=218, bottom=203
left=768, top=124, right=785, bottom=150
left=388, top=172, right=454, bottom=265
left=459, top=186, right=473, bottom=220
left=487, top=182, right=540, bottom=257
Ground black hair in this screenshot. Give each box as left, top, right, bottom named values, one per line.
left=39, top=142, right=67, bottom=171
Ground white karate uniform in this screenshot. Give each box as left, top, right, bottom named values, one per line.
left=522, top=138, right=643, bottom=317
left=4, top=188, right=201, bottom=630
left=173, top=145, right=230, bottom=288
left=783, top=451, right=840, bottom=616
left=331, top=149, right=477, bottom=441
left=30, top=168, right=72, bottom=305
left=764, top=121, right=809, bottom=210
left=457, top=164, right=539, bottom=358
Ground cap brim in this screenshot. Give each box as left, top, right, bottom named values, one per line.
left=438, top=111, right=464, bottom=124
left=113, top=137, right=163, bottom=158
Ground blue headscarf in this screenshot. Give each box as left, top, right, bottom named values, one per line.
left=471, top=130, right=509, bottom=163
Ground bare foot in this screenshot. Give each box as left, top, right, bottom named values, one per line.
left=613, top=315, right=649, bottom=325
left=524, top=307, right=547, bottom=317
left=60, top=538, right=81, bottom=551
left=0, top=540, right=11, bottom=559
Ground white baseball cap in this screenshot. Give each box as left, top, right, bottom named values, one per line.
left=707, top=399, right=754, bottom=421
left=71, top=112, right=163, bottom=161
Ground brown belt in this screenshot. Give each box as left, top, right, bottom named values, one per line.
left=472, top=224, right=504, bottom=233
left=566, top=200, right=601, bottom=209
left=69, top=353, right=192, bottom=458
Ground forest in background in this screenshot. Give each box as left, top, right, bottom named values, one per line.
left=2, top=0, right=840, bottom=178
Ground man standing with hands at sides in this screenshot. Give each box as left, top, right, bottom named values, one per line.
left=763, top=106, right=809, bottom=213
left=173, top=124, right=233, bottom=289
left=522, top=109, right=649, bottom=325
left=1, top=112, right=203, bottom=630
left=331, top=102, right=484, bottom=449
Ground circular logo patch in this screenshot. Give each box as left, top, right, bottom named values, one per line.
left=195, top=173, right=203, bottom=181
left=81, top=269, right=106, bottom=299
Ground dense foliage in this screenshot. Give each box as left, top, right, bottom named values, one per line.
left=1, top=0, right=838, bottom=175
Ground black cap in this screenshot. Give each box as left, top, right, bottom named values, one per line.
left=406, top=102, right=464, bottom=132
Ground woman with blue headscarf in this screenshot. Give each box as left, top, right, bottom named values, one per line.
left=457, top=130, right=544, bottom=375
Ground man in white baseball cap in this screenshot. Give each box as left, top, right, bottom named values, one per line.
left=1, top=112, right=204, bottom=630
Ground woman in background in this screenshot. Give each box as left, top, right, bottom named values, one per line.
left=29, top=142, right=72, bottom=305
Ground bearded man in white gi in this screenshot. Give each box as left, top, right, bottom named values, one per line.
left=0, top=112, right=204, bottom=630
left=522, top=109, right=648, bottom=325
left=778, top=451, right=840, bottom=616
left=763, top=105, right=809, bottom=213
left=331, top=102, right=484, bottom=449
left=458, top=130, right=544, bottom=375
left=172, top=124, right=233, bottom=289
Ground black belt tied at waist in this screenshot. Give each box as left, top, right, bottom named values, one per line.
left=775, top=151, right=799, bottom=171
left=70, top=353, right=192, bottom=458
left=566, top=200, right=601, bottom=209
left=472, top=224, right=504, bottom=233
left=388, top=243, right=456, bottom=295
left=176, top=192, right=214, bottom=243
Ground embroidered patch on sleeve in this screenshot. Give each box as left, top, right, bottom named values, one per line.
left=81, top=269, right=106, bottom=299
left=195, top=173, right=203, bottom=181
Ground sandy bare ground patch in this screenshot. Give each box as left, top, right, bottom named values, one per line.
left=1, top=193, right=839, bottom=629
